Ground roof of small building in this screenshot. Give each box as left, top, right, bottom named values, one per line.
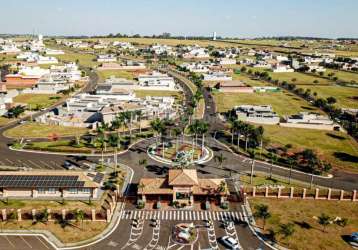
left=168, top=169, right=199, bottom=186
left=0, top=171, right=101, bottom=188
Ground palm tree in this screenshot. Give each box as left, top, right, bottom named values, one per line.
left=318, top=213, right=331, bottom=233
left=188, top=119, right=200, bottom=146
left=172, top=127, right=181, bottom=151
left=135, top=110, right=143, bottom=134
left=248, top=149, right=256, bottom=184
left=233, top=120, right=245, bottom=151
left=96, top=135, right=107, bottom=166
left=150, top=118, right=165, bottom=144
left=278, top=223, right=295, bottom=239
left=197, top=121, right=209, bottom=156
left=214, top=153, right=226, bottom=169
left=253, top=204, right=271, bottom=230
left=74, top=209, right=85, bottom=230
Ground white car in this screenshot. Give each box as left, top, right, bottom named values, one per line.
left=220, top=236, right=240, bottom=249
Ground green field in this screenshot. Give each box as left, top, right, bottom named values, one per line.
left=232, top=73, right=268, bottom=86
left=4, top=123, right=88, bottom=138
left=55, top=50, right=98, bottom=68
left=13, top=94, right=63, bottom=109
left=250, top=198, right=358, bottom=250
left=304, top=85, right=358, bottom=109
left=325, top=69, right=358, bottom=84
left=213, top=91, right=319, bottom=116
left=97, top=69, right=136, bottom=81
left=262, top=125, right=358, bottom=172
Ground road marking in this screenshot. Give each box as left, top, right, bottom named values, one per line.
left=2, top=236, right=15, bottom=248
left=189, top=211, right=192, bottom=221
left=36, top=236, right=50, bottom=249
left=20, top=236, right=33, bottom=249
left=5, top=158, right=14, bottom=165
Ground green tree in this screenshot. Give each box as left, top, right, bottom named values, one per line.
left=278, top=223, right=295, bottom=239
left=318, top=213, right=331, bottom=233
left=254, top=204, right=271, bottom=230
left=214, top=153, right=226, bottom=169
left=248, top=149, right=256, bottom=184
left=74, top=209, right=85, bottom=229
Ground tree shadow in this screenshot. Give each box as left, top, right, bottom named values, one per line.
left=326, top=133, right=346, bottom=140
left=301, top=106, right=316, bottom=111
left=294, top=220, right=312, bottom=229
left=341, top=235, right=355, bottom=246
left=333, top=152, right=358, bottom=163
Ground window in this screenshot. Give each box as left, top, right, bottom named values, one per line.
left=79, top=188, right=91, bottom=194
left=38, top=188, right=46, bottom=194
left=68, top=188, right=78, bottom=194
left=48, top=188, right=56, bottom=194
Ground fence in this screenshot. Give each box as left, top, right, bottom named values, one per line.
left=244, top=186, right=357, bottom=202
left=0, top=192, right=119, bottom=223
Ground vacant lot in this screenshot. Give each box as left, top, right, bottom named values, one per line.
left=13, top=94, right=63, bottom=109
left=262, top=125, right=358, bottom=172
left=213, top=91, right=319, bottom=116
left=97, top=69, right=136, bottom=81
left=4, top=123, right=88, bottom=138
left=232, top=73, right=268, bottom=87
left=304, top=85, right=358, bottom=109
left=250, top=198, right=358, bottom=250
left=325, top=69, right=358, bottom=84
left=55, top=50, right=98, bottom=68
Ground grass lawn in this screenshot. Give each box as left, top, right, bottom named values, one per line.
left=4, top=123, right=88, bottom=139
left=262, top=125, right=358, bottom=172
left=304, top=85, right=358, bottom=109
left=232, top=73, right=268, bottom=87
left=97, top=69, right=136, bottom=81
left=325, top=69, right=358, bottom=84
left=250, top=198, right=358, bottom=250
left=1, top=220, right=107, bottom=244
left=213, top=91, right=319, bottom=116
left=55, top=51, right=98, bottom=68
left=270, top=72, right=332, bottom=86
left=13, top=94, right=63, bottom=109
left=0, top=117, right=14, bottom=126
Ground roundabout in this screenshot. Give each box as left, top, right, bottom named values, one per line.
left=147, top=138, right=214, bottom=166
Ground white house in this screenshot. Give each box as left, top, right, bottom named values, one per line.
left=272, top=64, right=294, bottom=73
left=97, top=54, right=117, bottom=62
left=234, top=105, right=280, bottom=125
left=183, top=47, right=210, bottom=59
left=36, top=56, right=59, bottom=65
left=138, top=71, right=176, bottom=90
left=0, top=44, right=21, bottom=54
left=45, top=49, right=65, bottom=55
left=218, top=58, right=236, bottom=65
left=203, top=72, right=232, bottom=81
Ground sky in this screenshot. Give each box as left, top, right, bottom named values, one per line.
left=1, top=0, right=358, bottom=38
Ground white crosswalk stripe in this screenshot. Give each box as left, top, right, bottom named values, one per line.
left=121, top=210, right=242, bottom=222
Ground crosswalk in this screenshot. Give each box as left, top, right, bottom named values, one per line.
left=121, top=210, right=244, bottom=222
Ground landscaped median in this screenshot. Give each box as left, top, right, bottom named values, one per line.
left=247, top=198, right=358, bottom=250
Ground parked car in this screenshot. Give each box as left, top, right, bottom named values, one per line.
left=63, top=160, right=76, bottom=170
left=220, top=236, right=240, bottom=249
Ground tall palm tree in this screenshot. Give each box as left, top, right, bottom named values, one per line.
left=150, top=118, right=165, bottom=145
left=135, top=110, right=143, bottom=134
left=172, top=127, right=181, bottom=151
left=197, top=121, right=209, bottom=156
left=96, top=135, right=107, bottom=166
left=233, top=120, right=245, bottom=151
left=74, top=209, right=85, bottom=230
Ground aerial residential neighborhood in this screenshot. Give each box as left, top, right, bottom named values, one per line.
left=0, top=1, right=357, bottom=250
